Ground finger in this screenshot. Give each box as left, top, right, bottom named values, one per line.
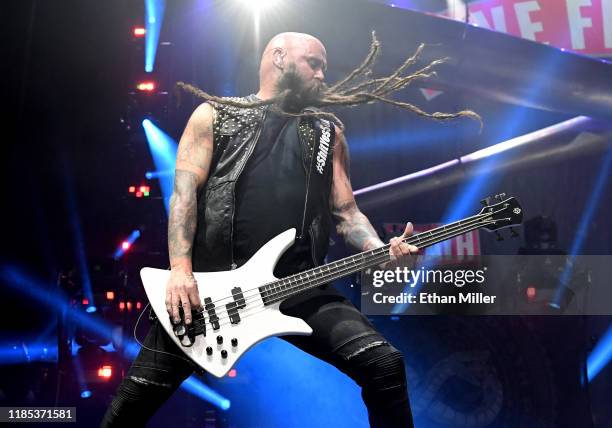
left=398, top=243, right=419, bottom=255
left=389, top=236, right=401, bottom=251
left=165, top=292, right=172, bottom=317
left=188, top=284, right=202, bottom=311
left=402, top=222, right=414, bottom=238
left=180, top=291, right=192, bottom=324
left=171, top=292, right=181, bottom=324
left=399, top=243, right=412, bottom=256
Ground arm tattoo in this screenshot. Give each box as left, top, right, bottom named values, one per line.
left=333, top=200, right=383, bottom=252
left=168, top=170, right=199, bottom=268
left=332, top=133, right=383, bottom=252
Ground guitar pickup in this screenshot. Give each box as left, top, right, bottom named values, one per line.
left=231, top=287, right=246, bottom=309
left=204, top=297, right=220, bottom=330
left=190, top=309, right=206, bottom=336
left=225, top=301, right=240, bottom=324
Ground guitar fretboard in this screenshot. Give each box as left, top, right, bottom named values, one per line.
left=258, top=211, right=494, bottom=305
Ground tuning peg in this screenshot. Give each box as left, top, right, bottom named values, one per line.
left=480, top=197, right=492, bottom=206
left=494, top=193, right=506, bottom=201
left=509, top=227, right=519, bottom=238
left=495, top=231, right=504, bottom=241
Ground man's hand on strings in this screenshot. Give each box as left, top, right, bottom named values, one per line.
left=386, top=222, right=418, bottom=269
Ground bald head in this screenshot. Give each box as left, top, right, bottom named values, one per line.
left=256, top=32, right=328, bottom=106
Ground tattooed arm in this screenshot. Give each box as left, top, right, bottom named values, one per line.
left=330, top=126, right=417, bottom=262
left=166, top=103, right=214, bottom=325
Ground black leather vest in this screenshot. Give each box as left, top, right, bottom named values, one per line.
left=191, top=96, right=335, bottom=273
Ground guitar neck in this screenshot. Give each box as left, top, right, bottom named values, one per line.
left=260, top=211, right=493, bottom=305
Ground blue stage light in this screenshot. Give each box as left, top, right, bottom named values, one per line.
left=80, top=390, right=92, bottom=399
left=113, top=229, right=142, bottom=260
left=588, top=324, right=612, bottom=381
left=145, top=0, right=166, bottom=72
left=142, top=119, right=177, bottom=215
left=86, top=306, right=97, bottom=313
left=0, top=265, right=230, bottom=408
left=61, top=158, right=94, bottom=311
left=552, top=147, right=612, bottom=307
left=182, top=377, right=231, bottom=410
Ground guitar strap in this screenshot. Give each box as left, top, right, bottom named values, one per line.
left=297, top=116, right=334, bottom=260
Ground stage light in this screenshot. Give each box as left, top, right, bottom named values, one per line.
left=133, top=27, right=146, bottom=37
left=127, top=301, right=133, bottom=311
left=136, top=81, right=156, bottom=92
left=128, top=186, right=135, bottom=193
left=86, top=306, right=97, bottom=313
left=82, top=298, right=89, bottom=305
left=237, top=0, right=279, bottom=11
left=97, top=365, right=113, bottom=379
left=2, top=265, right=230, bottom=408
left=113, top=230, right=142, bottom=260
left=526, top=286, right=537, bottom=301
left=142, top=119, right=178, bottom=215
left=106, top=291, right=115, bottom=300
left=136, top=301, right=142, bottom=310
left=81, top=390, right=92, bottom=398
left=588, top=325, right=612, bottom=381
left=119, top=302, right=125, bottom=311
left=145, top=0, right=165, bottom=72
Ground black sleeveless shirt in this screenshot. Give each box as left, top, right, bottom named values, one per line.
left=233, top=109, right=315, bottom=277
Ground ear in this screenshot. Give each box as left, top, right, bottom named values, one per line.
left=272, top=47, right=286, bottom=71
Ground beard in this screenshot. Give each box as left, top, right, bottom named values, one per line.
left=275, top=63, right=326, bottom=112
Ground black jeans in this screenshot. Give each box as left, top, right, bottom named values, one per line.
left=101, top=286, right=414, bottom=427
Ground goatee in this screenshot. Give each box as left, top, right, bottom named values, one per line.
left=275, top=65, right=325, bottom=112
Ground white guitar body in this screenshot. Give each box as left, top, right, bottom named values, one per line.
left=140, top=228, right=312, bottom=378
left=139, top=194, right=524, bottom=378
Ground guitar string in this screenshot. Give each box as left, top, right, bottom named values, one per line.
left=190, top=218, right=502, bottom=335
left=183, top=211, right=489, bottom=318
left=136, top=217, right=501, bottom=372
left=194, top=217, right=504, bottom=331
left=179, top=213, right=496, bottom=330
left=192, top=209, right=493, bottom=310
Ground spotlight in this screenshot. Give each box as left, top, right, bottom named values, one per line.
left=133, top=27, right=146, bottom=38
left=237, top=0, right=279, bottom=11
left=526, top=286, right=537, bottom=301
left=97, top=365, right=113, bottom=379
left=81, top=390, right=92, bottom=399
left=136, top=81, right=156, bottom=92
left=106, top=291, right=115, bottom=300
left=113, top=230, right=141, bottom=260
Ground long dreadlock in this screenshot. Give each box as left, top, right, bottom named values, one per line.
left=176, top=32, right=482, bottom=130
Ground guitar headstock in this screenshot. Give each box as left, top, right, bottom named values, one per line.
left=478, top=193, right=523, bottom=233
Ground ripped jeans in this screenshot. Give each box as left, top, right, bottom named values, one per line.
left=101, top=286, right=414, bottom=427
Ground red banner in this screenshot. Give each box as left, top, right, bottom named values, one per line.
left=443, top=0, right=612, bottom=56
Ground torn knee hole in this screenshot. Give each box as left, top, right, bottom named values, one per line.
left=342, top=340, right=389, bottom=360
left=129, top=376, right=173, bottom=389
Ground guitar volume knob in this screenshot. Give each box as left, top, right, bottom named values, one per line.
left=216, top=335, right=223, bottom=344
left=206, top=346, right=213, bottom=355
left=221, top=350, right=228, bottom=359
left=231, top=338, right=238, bottom=347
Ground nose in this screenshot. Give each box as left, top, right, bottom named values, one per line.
left=314, top=68, right=324, bottom=81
